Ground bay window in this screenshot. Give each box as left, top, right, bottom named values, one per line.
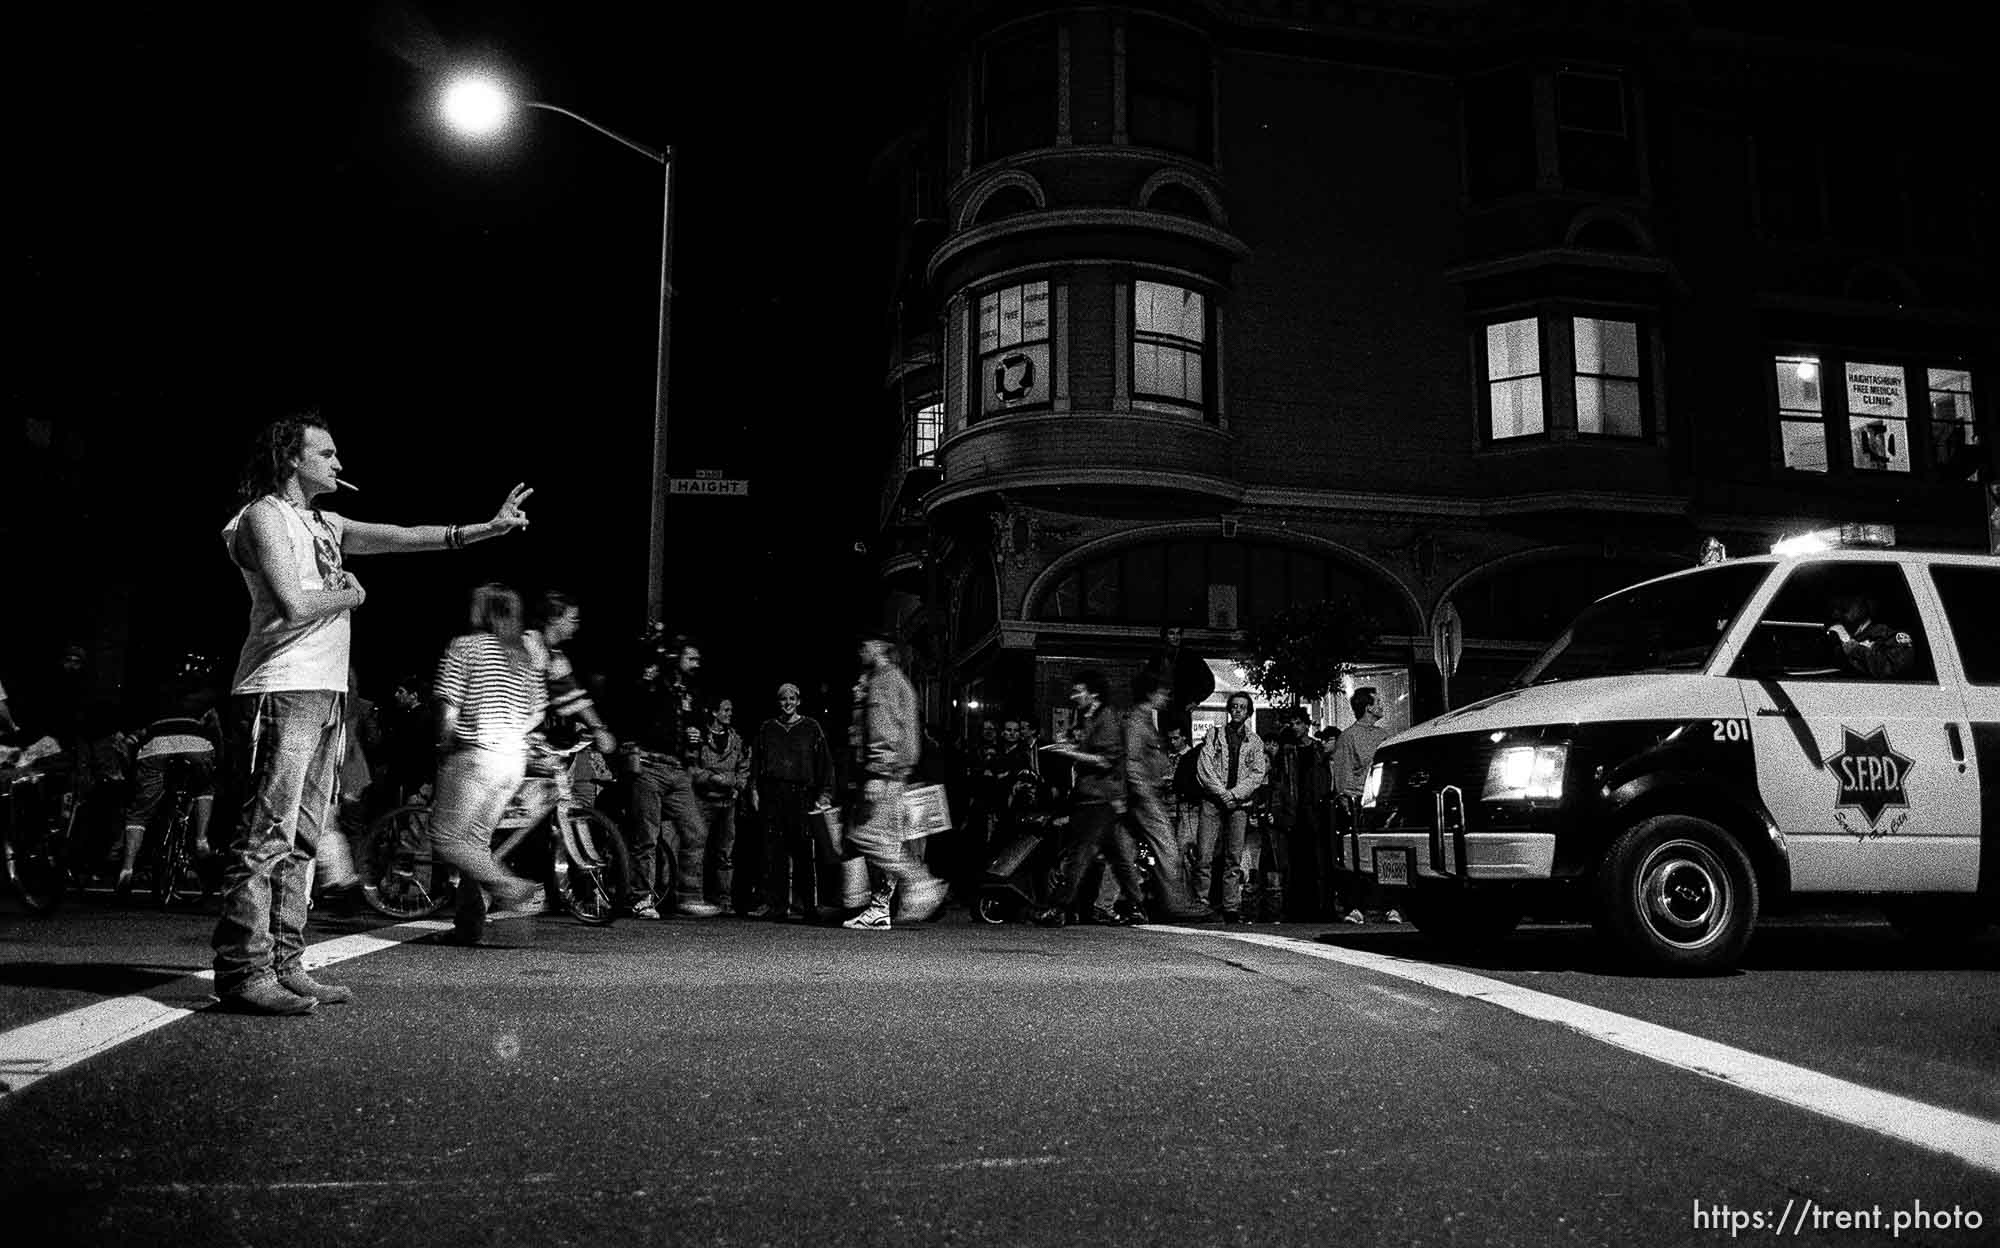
left=1132, top=280, right=1208, bottom=417
left=1478, top=312, right=1652, bottom=444
left=976, top=280, right=1052, bottom=419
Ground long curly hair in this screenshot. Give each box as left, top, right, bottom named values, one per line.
left=237, top=410, right=330, bottom=504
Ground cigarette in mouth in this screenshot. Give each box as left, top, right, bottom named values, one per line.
left=335, top=478, right=359, bottom=492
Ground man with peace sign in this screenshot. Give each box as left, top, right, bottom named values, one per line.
left=212, top=411, right=533, bottom=1015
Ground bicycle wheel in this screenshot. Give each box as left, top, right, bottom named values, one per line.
left=553, top=807, right=629, bottom=925
left=150, top=806, right=199, bottom=908
left=5, top=783, right=69, bottom=915
left=358, top=803, right=453, bottom=919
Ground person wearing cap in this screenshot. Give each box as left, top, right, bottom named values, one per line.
left=839, top=634, right=946, bottom=930
left=748, top=683, right=836, bottom=920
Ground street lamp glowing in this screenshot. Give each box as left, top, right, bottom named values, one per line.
left=441, top=76, right=514, bottom=137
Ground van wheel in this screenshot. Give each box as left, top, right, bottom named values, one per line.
left=1881, top=896, right=1993, bottom=948
left=1403, top=887, right=1522, bottom=949
left=1595, top=815, right=1758, bottom=974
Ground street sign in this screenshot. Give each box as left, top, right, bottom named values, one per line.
left=668, top=478, right=749, bottom=496
left=1431, top=600, right=1463, bottom=678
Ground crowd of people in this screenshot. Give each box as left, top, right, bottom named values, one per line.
left=0, top=412, right=1405, bottom=1017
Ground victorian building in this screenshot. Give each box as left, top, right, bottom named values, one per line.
left=870, top=0, right=1992, bottom=742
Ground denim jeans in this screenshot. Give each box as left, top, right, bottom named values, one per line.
left=1051, top=800, right=1139, bottom=914
left=1194, top=799, right=1250, bottom=914
left=701, top=799, right=737, bottom=907
left=211, top=690, right=343, bottom=996
left=630, top=757, right=706, bottom=908
left=431, top=745, right=531, bottom=940
left=759, top=780, right=818, bottom=914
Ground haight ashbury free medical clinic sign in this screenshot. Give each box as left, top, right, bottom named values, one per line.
left=1844, top=362, right=1911, bottom=473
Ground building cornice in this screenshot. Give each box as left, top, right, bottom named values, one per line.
left=928, top=207, right=1251, bottom=287
left=1241, top=485, right=1689, bottom=520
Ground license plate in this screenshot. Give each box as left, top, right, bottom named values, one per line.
left=1373, top=847, right=1412, bottom=887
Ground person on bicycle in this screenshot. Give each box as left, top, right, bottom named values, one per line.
left=430, top=583, right=548, bottom=945
left=213, top=410, right=533, bottom=1015
left=116, top=654, right=224, bottom=897
left=524, top=590, right=618, bottom=796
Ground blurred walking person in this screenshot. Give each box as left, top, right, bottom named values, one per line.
left=431, top=584, right=547, bottom=945
left=1033, top=670, right=1141, bottom=927
left=1121, top=672, right=1209, bottom=922
left=839, top=635, right=945, bottom=930
left=212, top=411, right=530, bottom=1014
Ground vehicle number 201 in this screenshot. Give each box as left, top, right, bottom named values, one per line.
left=1711, top=718, right=1748, bottom=742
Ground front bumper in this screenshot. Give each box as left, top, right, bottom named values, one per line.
left=1349, top=829, right=1557, bottom=883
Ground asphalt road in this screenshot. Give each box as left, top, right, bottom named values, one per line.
left=1, top=896, right=1995, bottom=1247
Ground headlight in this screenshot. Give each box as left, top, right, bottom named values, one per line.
left=1483, top=744, right=1566, bottom=801
left=1360, top=762, right=1384, bottom=807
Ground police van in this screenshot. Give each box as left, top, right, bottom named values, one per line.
left=1351, top=526, right=1998, bottom=972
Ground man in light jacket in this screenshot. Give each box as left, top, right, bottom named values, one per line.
left=839, top=634, right=946, bottom=930
left=1193, top=691, right=1268, bottom=923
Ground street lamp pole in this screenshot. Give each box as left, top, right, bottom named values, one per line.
left=441, top=84, right=676, bottom=622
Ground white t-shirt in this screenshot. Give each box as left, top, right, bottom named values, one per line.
left=223, top=496, right=351, bottom=695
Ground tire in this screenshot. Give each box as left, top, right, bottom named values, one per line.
left=975, top=894, right=1010, bottom=925
left=1881, top=895, right=1993, bottom=948
left=5, top=804, right=69, bottom=916
left=1403, top=886, right=1523, bottom=949
left=150, top=811, right=198, bottom=908
left=1594, top=815, right=1759, bottom=974
left=553, top=808, right=629, bottom=925
left=359, top=803, right=454, bottom=919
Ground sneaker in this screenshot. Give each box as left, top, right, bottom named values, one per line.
left=217, top=980, right=317, bottom=1016
left=898, top=877, right=947, bottom=924
left=1340, top=909, right=1367, bottom=925
left=1029, top=906, right=1066, bottom=928
left=1384, top=909, right=1405, bottom=924
left=677, top=900, right=724, bottom=919
left=742, top=903, right=773, bottom=920
left=630, top=900, right=663, bottom=920
left=1118, top=907, right=1153, bottom=926
left=842, top=903, right=892, bottom=930
left=278, top=973, right=354, bottom=1005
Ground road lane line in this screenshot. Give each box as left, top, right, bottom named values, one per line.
left=0, top=919, right=449, bottom=1099
left=1152, top=926, right=2000, bottom=1176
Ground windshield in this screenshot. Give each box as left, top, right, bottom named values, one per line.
left=1516, top=562, right=1773, bottom=685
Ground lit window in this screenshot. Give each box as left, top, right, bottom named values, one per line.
left=1773, top=355, right=1825, bottom=473
left=1132, top=280, right=1206, bottom=415
left=977, top=281, right=1051, bottom=418
left=1844, top=362, right=1910, bottom=473
left=912, top=400, right=943, bottom=467
left=1573, top=317, right=1642, bottom=437
left=1927, top=368, right=1980, bottom=481
left=1485, top=318, right=1545, bottom=439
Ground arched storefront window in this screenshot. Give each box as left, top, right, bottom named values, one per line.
left=1032, top=536, right=1386, bottom=631
left=1453, top=553, right=1689, bottom=643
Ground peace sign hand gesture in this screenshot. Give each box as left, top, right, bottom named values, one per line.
left=490, top=483, right=535, bottom=534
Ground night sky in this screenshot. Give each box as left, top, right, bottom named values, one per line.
left=15, top=2, right=907, bottom=723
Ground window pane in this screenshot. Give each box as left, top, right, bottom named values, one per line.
left=1021, top=282, right=1049, bottom=342
left=1780, top=420, right=1828, bottom=472
left=1574, top=317, right=1639, bottom=377
left=1082, top=555, right=1123, bottom=619
left=1124, top=544, right=1166, bottom=623
left=1930, top=565, right=2000, bottom=686
left=1486, top=318, right=1539, bottom=380
left=998, top=285, right=1023, bottom=348
left=1773, top=355, right=1822, bottom=411
left=978, top=294, right=999, bottom=354
left=1136, top=281, right=1203, bottom=342
left=1489, top=377, right=1545, bottom=439
left=913, top=400, right=943, bottom=465
left=1134, top=341, right=1163, bottom=396
left=1576, top=378, right=1642, bottom=437
left=1845, top=362, right=1909, bottom=473
left=1928, top=368, right=1980, bottom=480
left=1165, top=541, right=1206, bottom=624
